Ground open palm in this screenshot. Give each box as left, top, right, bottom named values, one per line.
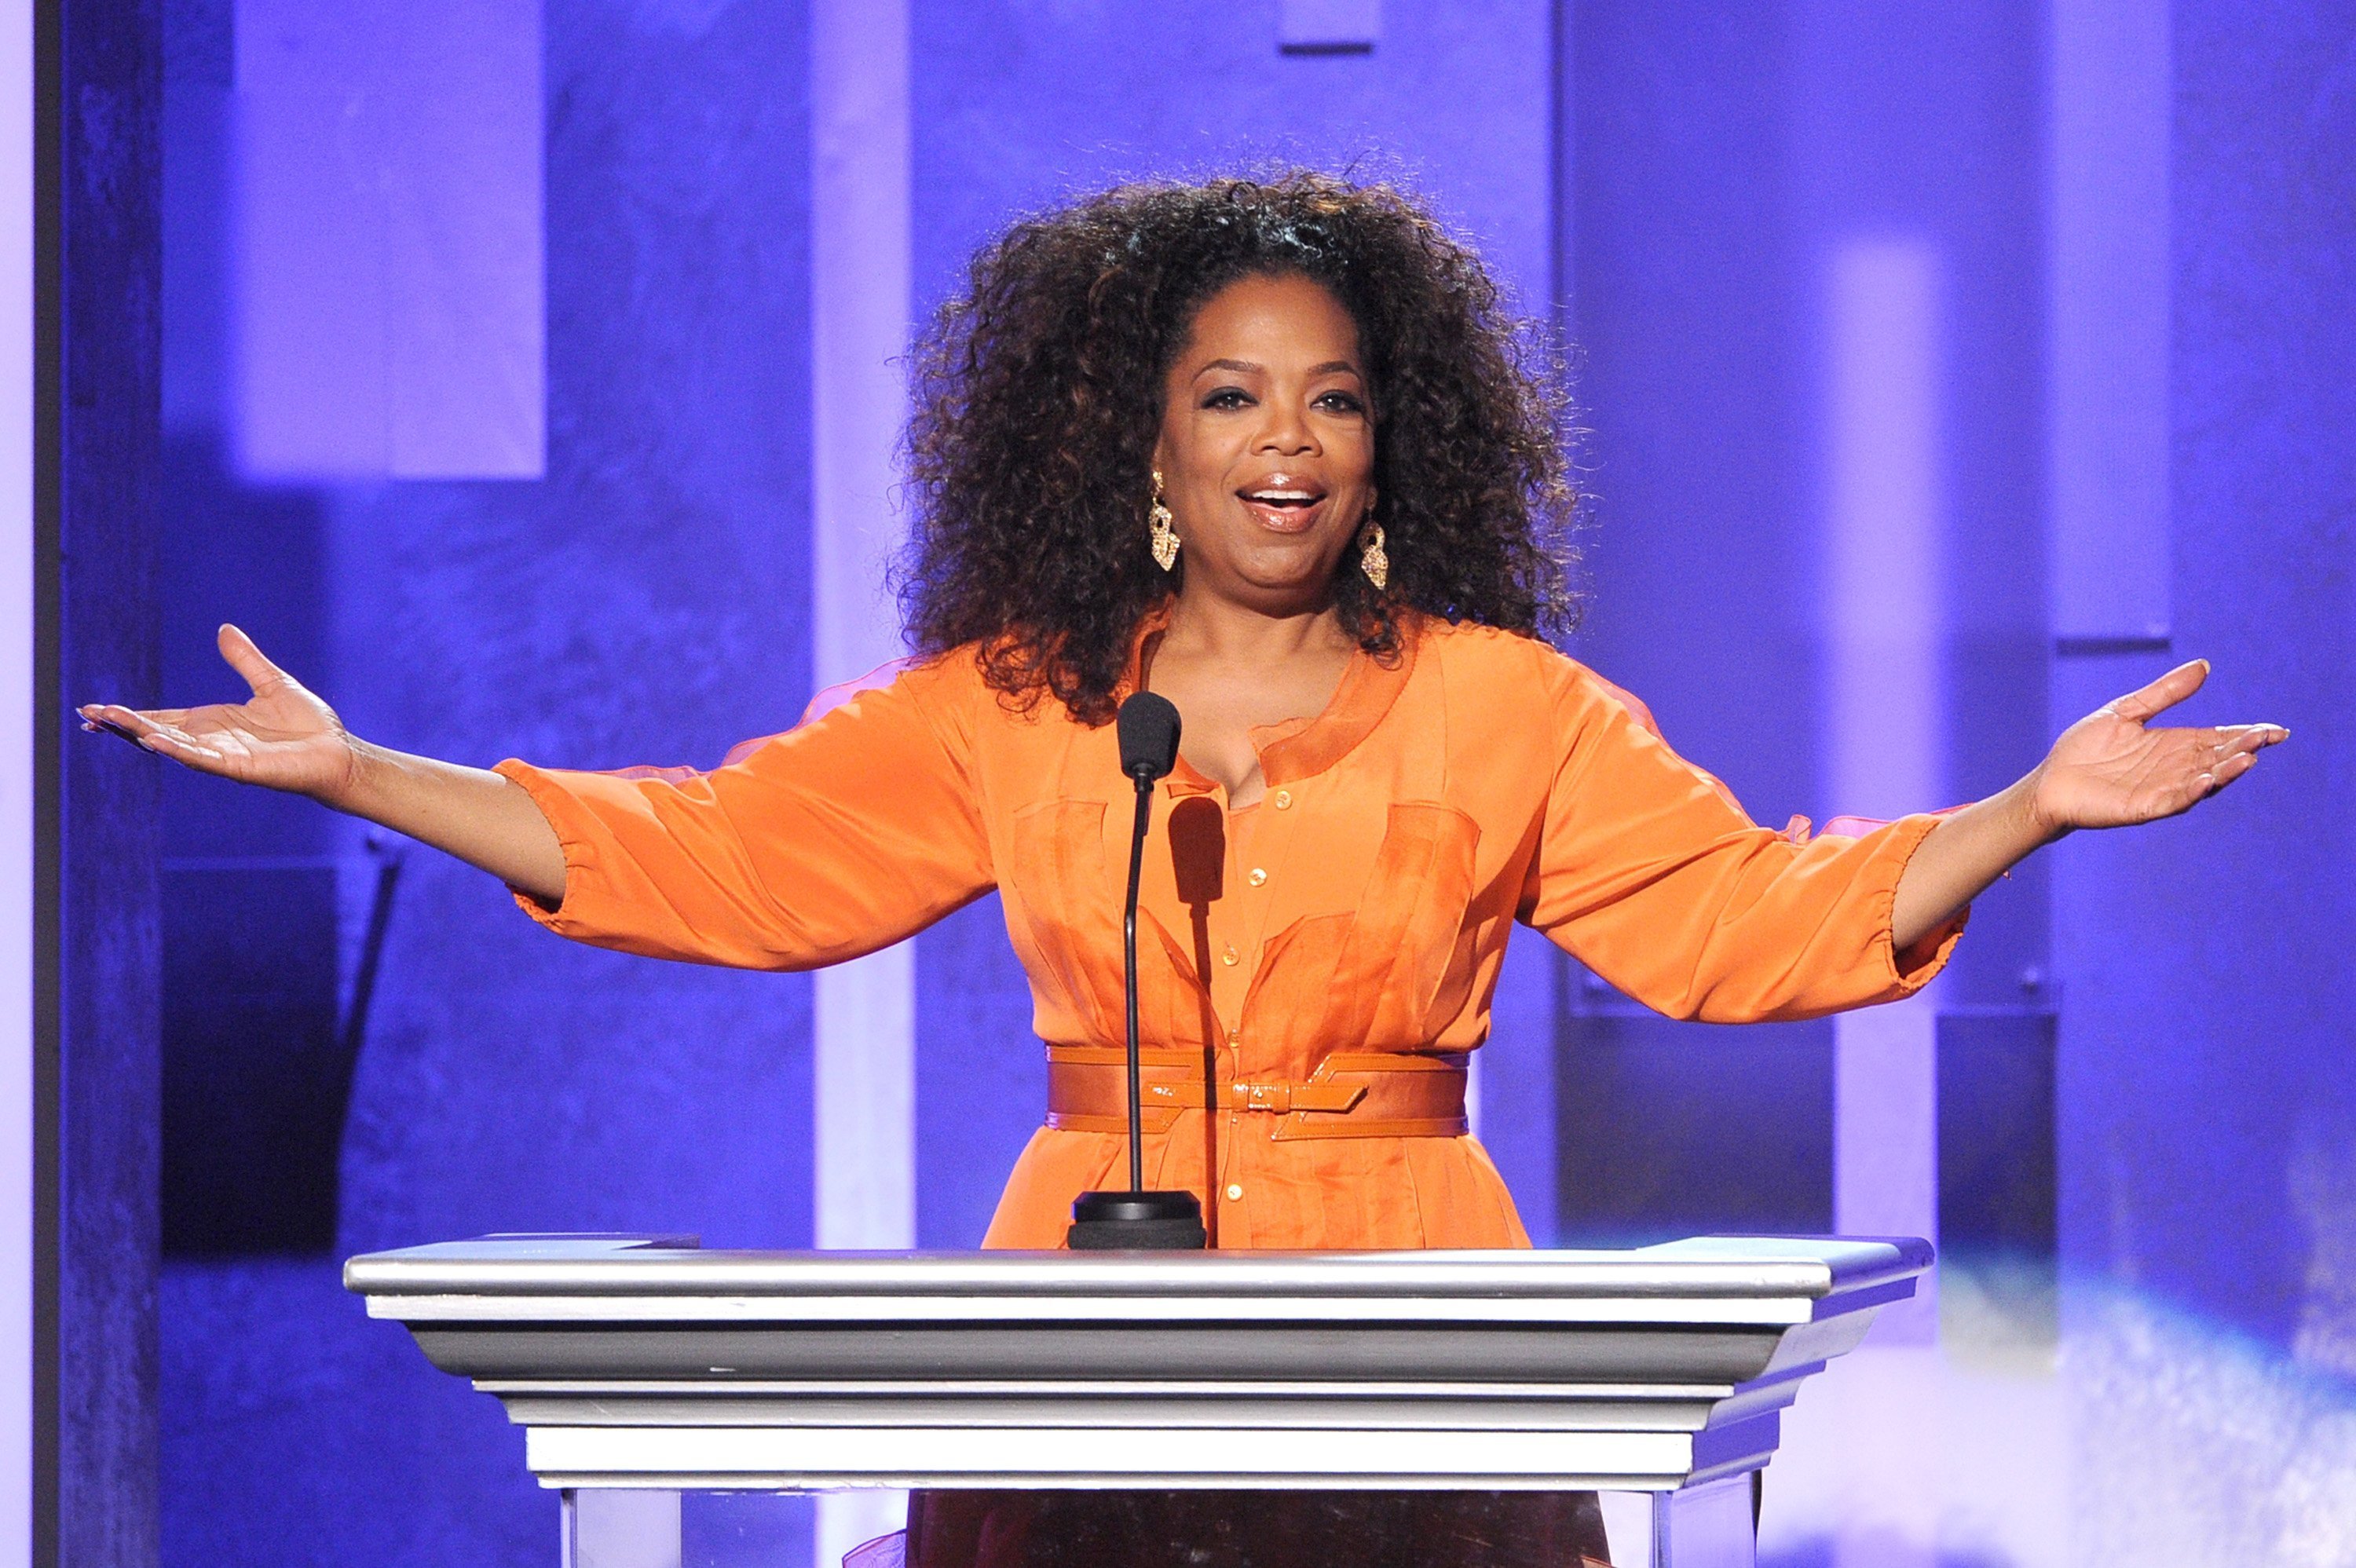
left=2032, top=660, right=2287, bottom=834
left=79, top=624, right=357, bottom=800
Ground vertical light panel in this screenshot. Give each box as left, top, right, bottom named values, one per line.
left=232, top=0, right=543, bottom=480
left=1822, top=239, right=1945, bottom=832
left=1821, top=236, right=1944, bottom=1568
left=811, top=0, right=913, bottom=1559
left=2048, top=0, right=2170, bottom=648
left=1825, top=237, right=1944, bottom=1324
left=0, top=0, right=31, bottom=1559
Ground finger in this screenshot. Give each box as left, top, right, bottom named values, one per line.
left=112, top=707, right=228, bottom=764
left=2254, top=722, right=2290, bottom=746
left=79, top=704, right=225, bottom=766
left=217, top=623, right=291, bottom=698
left=2103, top=659, right=2209, bottom=725
left=82, top=702, right=192, bottom=733
left=2168, top=724, right=2290, bottom=770
left=113, top=707, right=172, bottom=742
left=85, top=716, right=146, bottom=747
left=2210, top=723, right=2289, bottom=758
left=136, top=726, right=227, bottom=767
left=83, top=705, right=207, bottom=751
left=2199, top=751, right=2262, bottom=796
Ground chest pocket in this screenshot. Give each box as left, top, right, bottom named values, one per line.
left=1004, top=798, right=1119, bottom=1045
left=1245, top=800, right=1483, bottom=1060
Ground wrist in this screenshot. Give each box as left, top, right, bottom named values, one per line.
left=2011, top=766, right=2069, bottom=846
left=316, top=733, right=380, bottom=814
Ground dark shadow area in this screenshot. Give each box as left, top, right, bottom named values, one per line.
left=1937, top=1011, right=2057, bottom=1255
left=1553, top=974, right=1835, bottom=1245
left=1167, top=795, right=1227, bottom=1227
left=1938, top=1011, right=2058, bottom=1351
left=161, top=865, right=344, bottom=1254
left=158, top=430, right=360, bottom=1257
left=907, top=1489, right=1609, bottom=1568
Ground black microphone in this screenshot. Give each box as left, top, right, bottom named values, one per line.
left=1117, top=689, right=1182, bottom=785
left=1066, top=692, right=1208, bottom=1251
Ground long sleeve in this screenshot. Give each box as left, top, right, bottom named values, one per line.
left=1519, top=661, right=1965, bottom=1023
left=493, top=657, right=994, bottom=970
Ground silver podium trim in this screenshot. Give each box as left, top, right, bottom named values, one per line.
left=347, top=1234, right=1926, bottom=1495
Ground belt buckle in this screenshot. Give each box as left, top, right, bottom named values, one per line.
left=1231, top=1080, right=1292, bottom=1114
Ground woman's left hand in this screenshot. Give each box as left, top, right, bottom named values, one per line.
left=2027, top=659, right=2288, bottom=837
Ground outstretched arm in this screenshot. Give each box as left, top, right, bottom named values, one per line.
left=80, top=624, right=568, bottom=903
left=1890, top=660, right=2288, bottom=948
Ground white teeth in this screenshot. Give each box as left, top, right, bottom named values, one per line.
left=1246, top=490, right=1318, bottom=503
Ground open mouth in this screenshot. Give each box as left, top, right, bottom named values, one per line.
left=1237, top=484, right=1330, bottom=532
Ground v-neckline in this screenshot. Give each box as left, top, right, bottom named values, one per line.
left=1122, top=603, right=1419, bottom=806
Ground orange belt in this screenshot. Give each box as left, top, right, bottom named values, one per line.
left=1045, top=1044, right=1469, bottom=1141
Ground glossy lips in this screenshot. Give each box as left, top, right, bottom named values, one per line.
left=1236, top=478, right=1329, bottom=534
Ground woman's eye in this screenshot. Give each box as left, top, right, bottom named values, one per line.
left=1316, top=391, right=1366, bottom=413
left=1202, top=388, right=1253, bottom=410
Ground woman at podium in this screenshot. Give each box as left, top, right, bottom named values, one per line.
left=85, top=172, right=2283, bottom=1564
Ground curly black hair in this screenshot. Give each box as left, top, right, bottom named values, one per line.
left=896, top=170, right=1579, bottom=725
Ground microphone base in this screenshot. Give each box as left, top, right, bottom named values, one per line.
left=1066, top=1190, right=1207, bottom=1251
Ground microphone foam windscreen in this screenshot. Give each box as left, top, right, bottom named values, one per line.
left=1117, top=692, right=1183, bottom=781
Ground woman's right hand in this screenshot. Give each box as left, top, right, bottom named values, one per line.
left=80, top=622, right=569, bottom=900
left=79, top=624, right=359, bottom=803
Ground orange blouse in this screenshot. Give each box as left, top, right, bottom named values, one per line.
left=496, top=613, right=1963, bottom=1251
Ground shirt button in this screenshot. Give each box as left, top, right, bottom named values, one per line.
left=1226, top=1028, right=1240, bottom=1045
left=1225, top=1184, right=1245, bottom=1202
left=1272, top=789, right=1293, bottom=810
left=1247, top=867, right=1268, bottom=887
left=1220, top=944, right=1239, bottom=967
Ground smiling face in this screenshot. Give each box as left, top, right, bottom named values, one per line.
left=1151, top=272, right=1377, bottom=616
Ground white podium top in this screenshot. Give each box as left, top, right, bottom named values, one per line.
left=346, top=1234, right=1928, bottom=1493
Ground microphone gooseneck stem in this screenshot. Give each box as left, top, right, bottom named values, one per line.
left=1123, top=773, right=1153, bottom=1194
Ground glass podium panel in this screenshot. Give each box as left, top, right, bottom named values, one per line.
left=573, top=1485, right=1755, bottom=1568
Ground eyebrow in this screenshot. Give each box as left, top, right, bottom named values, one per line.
left=1191, top=357, right=1366, bottom=380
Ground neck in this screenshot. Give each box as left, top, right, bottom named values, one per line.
left=1162, top=583, right=1354, bottom=663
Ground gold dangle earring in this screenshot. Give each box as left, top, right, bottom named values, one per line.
left=1148, top=470, right=1180, bottom=572
left=1359, top=519, right=1389, bottom=592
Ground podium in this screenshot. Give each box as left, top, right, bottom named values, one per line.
left=345, top=1234, right=1929, bottom=1567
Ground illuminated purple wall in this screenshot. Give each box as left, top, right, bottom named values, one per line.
left=118, top=2, right=2356, bottom=1566
left=2051, top=5, right=2356, bottom=1557
left=159, top=1, right=814, bottom=1563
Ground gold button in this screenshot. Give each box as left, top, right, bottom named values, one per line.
left=1272, top=789, right=1293, bottom=810
left=1225, top=1184, right=1245, bottom=1202
left=1226, top=1028, right=1240, bottom=1045
left=1220, top=944, right=1239, bottom=967
left=1248, top=867, right=1268, bottom=887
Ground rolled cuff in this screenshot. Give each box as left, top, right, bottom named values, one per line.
left=492, top=758, right=605, bottom=938
left=1872, top=811, right=1970, bottom=999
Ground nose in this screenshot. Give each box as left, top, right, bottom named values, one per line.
left=1253, top=395, right=1318, bottom=457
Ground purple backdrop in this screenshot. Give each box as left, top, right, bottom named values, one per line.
left=99, top=2, right=2356, bottom=1564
